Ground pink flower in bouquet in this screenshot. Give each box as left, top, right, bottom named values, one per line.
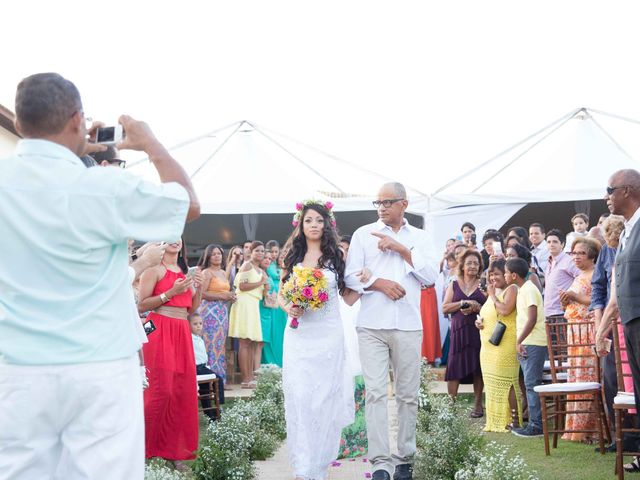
left=290, top=318, right=299, bottom=329
left=296, top=202, right=303, bottom=210
left=318, top=291, right=329, bottom=302
left=301, top=286, right=314, bottom=299
left=325, top=201, right=334, bottom=210
left=313, top=269, right=323, bottom=279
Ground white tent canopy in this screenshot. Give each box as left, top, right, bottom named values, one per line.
left=127, top=120, right=425, bottom=214
left=425, top=107, right=640, bottom=249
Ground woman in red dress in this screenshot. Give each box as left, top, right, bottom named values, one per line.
left=420, top=285, right=442, bottom=363
left=138, top=239, right=205, bottom=468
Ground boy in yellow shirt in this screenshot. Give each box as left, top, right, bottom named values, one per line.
left=505, top=257, right=547, bottom=438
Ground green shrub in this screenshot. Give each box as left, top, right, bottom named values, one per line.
left=191, top=365, right=285, bottom=479
left=454, top=442, right=539, bottom=480
left=144, top=459, right=187, bottom=480
left=414, top=394, right=484, bottom=480
left=192, top=401, right=257, bottom=480
left=414, top=361, right=537, bottom=480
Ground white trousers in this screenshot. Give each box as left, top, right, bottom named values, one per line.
left=357, top=327, right=422, bottom=476
left=0, top=355, right=144, bottom=480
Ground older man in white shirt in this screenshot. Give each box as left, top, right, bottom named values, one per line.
left=0, top=73, right=199, bottom=479
left=345, top=183, right=438, bottom=480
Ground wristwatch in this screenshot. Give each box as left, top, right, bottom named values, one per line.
left=160, top=293, right=169, bottom=303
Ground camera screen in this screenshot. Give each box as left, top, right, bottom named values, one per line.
left=96, top=127, right=115, bottom=143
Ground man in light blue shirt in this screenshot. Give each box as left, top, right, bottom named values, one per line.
left=0, top=73, right=200, bottom=479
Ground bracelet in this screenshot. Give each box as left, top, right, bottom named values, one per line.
left=160, top=293, right=169, bottom=303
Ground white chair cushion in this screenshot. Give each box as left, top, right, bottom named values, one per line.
left=197, top=374, right=217, bottom=381
left=534, top=381, right=601, bottom=393
left=542, top=372, right=568, bottom=382
left=614, top=392, right=635, bottom=406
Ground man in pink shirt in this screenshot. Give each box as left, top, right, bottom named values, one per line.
left=543, top=228, right=581, bottom=322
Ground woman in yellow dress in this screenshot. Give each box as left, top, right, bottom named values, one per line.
left=229, top=241, right=268, bottom=388
left=477, top=258, right=522, bottom=432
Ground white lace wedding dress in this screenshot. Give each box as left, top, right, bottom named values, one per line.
left=282, top=268, right=355, bottom=480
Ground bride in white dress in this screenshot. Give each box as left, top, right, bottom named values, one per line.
left=278, top=200, right=357, bottom=480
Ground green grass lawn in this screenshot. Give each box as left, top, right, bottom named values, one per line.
left=456, top=394, right=617, bottom=480
left=483, top=431, right=615, bottom=480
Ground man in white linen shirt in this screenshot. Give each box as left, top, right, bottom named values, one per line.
left=0, top=73, right=200, bottom=480
left=345, top=182, right=438, bottom=480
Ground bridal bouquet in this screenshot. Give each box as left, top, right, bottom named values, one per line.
left=281, top=265, right=329, bottom=329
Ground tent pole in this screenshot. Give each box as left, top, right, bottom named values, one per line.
left=432, top=108, right=581, bottom=195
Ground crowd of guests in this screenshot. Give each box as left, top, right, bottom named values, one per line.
left=431, top=206, right=639, bottom=464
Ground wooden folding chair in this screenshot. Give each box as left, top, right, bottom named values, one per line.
left=541, top=317, right=568, bottom=385
left=611, top=317, right=640, bottom=479
left=197, top=373, right=221, bottom=420
left=534, top=319, right=611, bottom=455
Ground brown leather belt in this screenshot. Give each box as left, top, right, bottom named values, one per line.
left=153, top=305, right=189, bottom=320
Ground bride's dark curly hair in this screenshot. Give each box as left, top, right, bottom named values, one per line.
left=282, top=203, right=345, bottom=294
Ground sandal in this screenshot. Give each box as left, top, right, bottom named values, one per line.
left=172, top=461, right=190, bottom=473
left=470, top=408, right=484, bottom=418
left=506, top=409, right=520, bottom=431
left=624, top=456, right=640, bottom=473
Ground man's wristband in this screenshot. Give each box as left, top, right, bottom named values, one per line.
left=160, top=293, right=169, bottom=303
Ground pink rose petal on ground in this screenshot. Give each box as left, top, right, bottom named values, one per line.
left=330, top=461, right=341, bottom=467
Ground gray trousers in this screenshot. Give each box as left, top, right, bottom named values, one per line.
left=357, top=327, right=422, bottom=476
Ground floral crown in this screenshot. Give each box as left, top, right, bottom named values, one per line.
left=292, top=199, right=337, bottom=228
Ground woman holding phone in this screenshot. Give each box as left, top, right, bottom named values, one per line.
left=442, top=248, right=487, bottom=417
left=226, top=245, right=244, bottom=287
left=137, top=239, right=205, bottom=468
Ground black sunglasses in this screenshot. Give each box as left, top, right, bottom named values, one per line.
left=606, top=185, right=629, bottom=195
left=372, top=198, right=405, bottom=208
left=107, top=159, right=126, bottom=168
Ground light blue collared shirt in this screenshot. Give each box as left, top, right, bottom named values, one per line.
left=0, top=139, right=189, bottom=365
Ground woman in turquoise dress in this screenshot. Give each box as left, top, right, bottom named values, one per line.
left=262, top=240, right=288, bottom=366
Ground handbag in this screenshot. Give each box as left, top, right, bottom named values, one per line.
left=489, top=320, right=507, bottom=346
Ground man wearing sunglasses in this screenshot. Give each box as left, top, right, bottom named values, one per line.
left=596, top=170, right=640, bottom=431
left=345, top=182, right=438, bottom=480
left=0, top=73, right=200, bottom=479
left=90, top=145, right=127, bottom=168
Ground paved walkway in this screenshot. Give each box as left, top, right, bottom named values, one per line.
left=256, top=395, right=397, bottom=480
